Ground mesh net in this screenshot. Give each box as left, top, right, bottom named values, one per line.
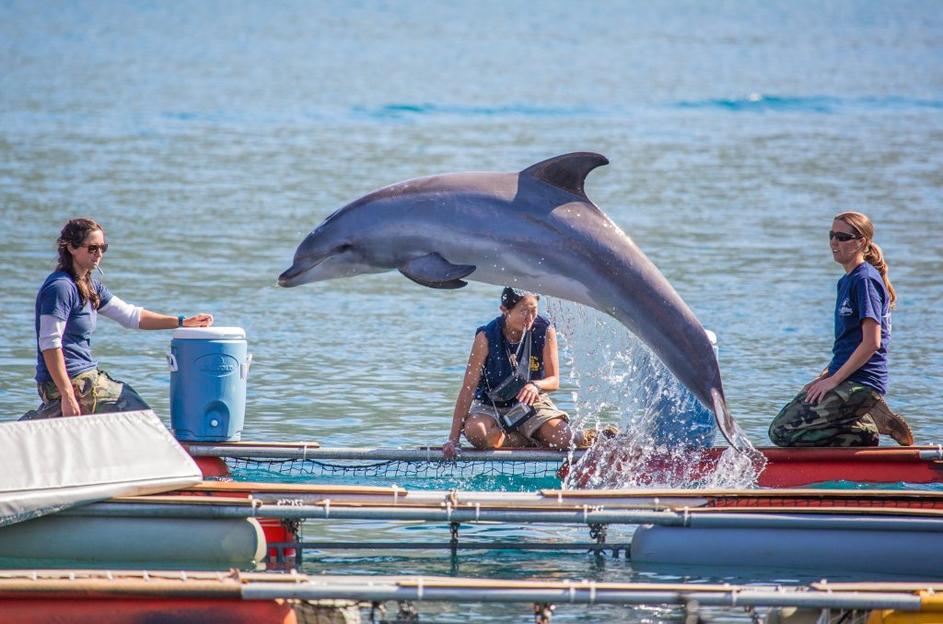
left=224, top=457, right=563, bottom=490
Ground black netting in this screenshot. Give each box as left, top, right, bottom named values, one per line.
left=225, top=457, right=560, bottom=480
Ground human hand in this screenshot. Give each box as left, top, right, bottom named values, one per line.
left=61, top=393, right=81, bottom=417
left=516, top=381, right=540, bottom=406
left=802, top=371, right=829, bottom=393
left=183, top=313, right=214, bottom=328
left=442, top=439, right=460, bottom=459
left=804, top=377, right=838, bottom=405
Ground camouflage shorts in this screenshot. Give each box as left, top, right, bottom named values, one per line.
left=20, top=368, right=151, bottom=421
left=768, top=380, right=880, bottom=447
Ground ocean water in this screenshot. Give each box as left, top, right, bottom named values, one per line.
left=2, top=1, right=942, bottom=620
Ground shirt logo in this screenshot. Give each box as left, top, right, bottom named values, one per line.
left=529, top=355, right=539, bottom=372
left=839, top=298, right=853, bottom=317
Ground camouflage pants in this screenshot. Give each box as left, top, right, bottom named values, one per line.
left=769, top=380, right=881, bottom=447
left=20, top=368, right=150, bottom=421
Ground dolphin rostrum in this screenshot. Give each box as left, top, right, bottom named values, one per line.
left=279, top=152, right=748, bottom=451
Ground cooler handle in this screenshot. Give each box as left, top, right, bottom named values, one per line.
left=241, top=353, right=253, bottom=380
left=166, top=353, right=178, bottom=372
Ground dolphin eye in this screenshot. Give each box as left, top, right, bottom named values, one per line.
left=336, top=243, right=352, bottom=253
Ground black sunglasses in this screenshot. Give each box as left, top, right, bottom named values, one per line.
left=79, top=243, right=109, bottom=254
left=828, top=231, right=859, bottom=242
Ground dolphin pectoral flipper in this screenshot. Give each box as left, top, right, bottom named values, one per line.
left=399, top=253, right=476, bottom=289
left=521, top=152, right=609, bottom=200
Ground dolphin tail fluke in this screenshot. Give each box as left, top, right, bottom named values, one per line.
left=711, top=388, right=751, bottom=453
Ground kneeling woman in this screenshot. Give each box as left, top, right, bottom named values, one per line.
left=442, top=288, right=596, bottom=458
left=23, top=217, right=214, bottom=420
left=769, top=211, right=911, bottom=447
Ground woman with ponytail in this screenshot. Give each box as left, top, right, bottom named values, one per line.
left=22, top=218, right=214, bottom=420
left=769, top=212, right=912, bottom=447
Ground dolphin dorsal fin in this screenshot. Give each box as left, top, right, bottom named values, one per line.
left=520, top=152, right=609, bottom=199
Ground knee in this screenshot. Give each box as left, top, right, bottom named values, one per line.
left=469, top=429, right=505, bottom=449
left=535, top=419, right=571, bottom=448
left=768, top=423, right=789, bottom=447
left=768, top=398, right=802, bottom=447
left=464, top=417, right=505, bottom=449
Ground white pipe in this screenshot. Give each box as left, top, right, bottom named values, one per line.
left=186, top=445, right=580, bottom=462
left=70, top=502, right=943, bottom=532
left=241, top=583, right=922, bottom=610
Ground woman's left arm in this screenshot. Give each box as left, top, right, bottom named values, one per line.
left=138, top=310, right=214, bottom=330
left=805, top=318, right=881, bottom=404
left=517, top=327, right=561, bottom=404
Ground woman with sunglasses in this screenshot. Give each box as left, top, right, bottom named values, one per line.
left=22, top=218, right=214, bottom=420
left=442, top=287, right=615, bottom=458
left=769, top=212, right=912, bottom=447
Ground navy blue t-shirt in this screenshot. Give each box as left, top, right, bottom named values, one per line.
left=827, top=262, right=891, bottom=395
left=34, top=271, right=113, bottom=382
left=474, top=315, right=550, bottom=405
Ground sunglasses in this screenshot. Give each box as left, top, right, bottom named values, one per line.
left=78, top=243, right=109, bottom=254
left=828, top=231, right=859, bottom=242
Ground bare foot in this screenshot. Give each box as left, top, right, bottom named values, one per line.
left=577, top=424, right=619, bottom=448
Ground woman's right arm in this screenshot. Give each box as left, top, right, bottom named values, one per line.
left=443, top=332, right=488, bottom=458
left=41, top=348, right=80, bottom=416
left=37, top=310, right=80, bottom=416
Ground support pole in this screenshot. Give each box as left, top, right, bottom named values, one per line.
left=449, top=522, right=460, bottom=559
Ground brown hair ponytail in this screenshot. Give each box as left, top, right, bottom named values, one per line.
left=834, top=211, right=897, bottom=309
left=56, top=218, right=104, bottom=310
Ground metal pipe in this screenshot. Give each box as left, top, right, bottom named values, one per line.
left=71, top=502, right=943, bottom=532
left=241, top=583, right=922, bottom=610
left=186, top=445, right=580, bottom=462
left=284, top=541, right=630, bottom=552
left=68, top=502, right=680, bottom=525
left=187, top=444, right=943, bottom=464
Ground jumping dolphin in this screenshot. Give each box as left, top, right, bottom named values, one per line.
left=279, top=152, right=748, bottom=451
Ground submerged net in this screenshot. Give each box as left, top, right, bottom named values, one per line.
left=226, top=457, right=561, bottom=480
left=224, top=456, right=565, bottom=490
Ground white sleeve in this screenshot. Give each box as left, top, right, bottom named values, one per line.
left=98, top=295, right=143, bottom=329
left=38, top=315, right=66, bottom=351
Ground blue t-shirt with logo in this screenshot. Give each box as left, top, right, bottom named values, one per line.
left=34, top=271, right=113, bottom=382
left=474, top=314, right=549, bottom=406
left=827, top=262, right=891, bottom=395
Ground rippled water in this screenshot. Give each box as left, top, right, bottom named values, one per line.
left=2, top=1, right=942, bottom=620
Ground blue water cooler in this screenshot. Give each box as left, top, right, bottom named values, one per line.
left=168, top=326, right=251, bottom=442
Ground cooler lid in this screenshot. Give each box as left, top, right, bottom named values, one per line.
left=172, top=326, right=246, bottom=340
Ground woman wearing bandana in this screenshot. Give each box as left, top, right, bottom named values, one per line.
left=442, top=287, right=613, bottom=458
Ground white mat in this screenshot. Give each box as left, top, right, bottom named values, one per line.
left=0, top=410, right=201, bottom=527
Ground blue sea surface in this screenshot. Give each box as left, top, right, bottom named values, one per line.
left=2, top=1, right=942, bottom=620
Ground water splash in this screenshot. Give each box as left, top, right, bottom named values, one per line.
left=545, top=298, right=765, bottom=489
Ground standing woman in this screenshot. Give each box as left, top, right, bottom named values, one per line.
left=22, top=218, right=214, bottom=420
left=442, top=287, right=613, bottom=458
left=769, top=212, right=912, bottom=447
